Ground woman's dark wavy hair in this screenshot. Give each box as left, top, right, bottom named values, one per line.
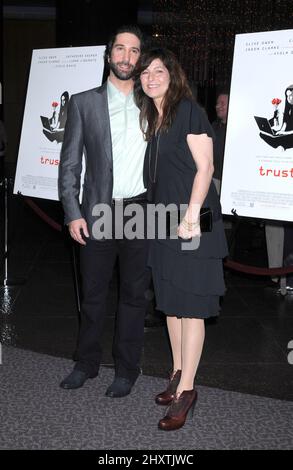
left=60, top=91, right=69, bottom=108
left=134, top=47, right=193, bottom=141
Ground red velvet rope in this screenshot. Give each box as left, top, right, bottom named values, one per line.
left=24, top=197, right=62, bottom=232
left=24, top=197, right=293, bottom=276
left=224, top=259, right=293, bottom=276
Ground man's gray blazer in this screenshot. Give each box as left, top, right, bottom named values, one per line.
left=58, top=82, right=114, bottom=237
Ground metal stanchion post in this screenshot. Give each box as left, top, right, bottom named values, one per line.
left=3, top=177, right=8, bottom=284
left=0, top=177, right=25, bottom=287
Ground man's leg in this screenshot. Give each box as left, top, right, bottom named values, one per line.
left=74, top=238, right=117, bottom=375
left=113, top=236, right=150, bottom=383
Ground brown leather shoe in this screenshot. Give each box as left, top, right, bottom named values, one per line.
left=158, top=389, right=197, bottom=431
left=155, top=370, right=182, bottom=406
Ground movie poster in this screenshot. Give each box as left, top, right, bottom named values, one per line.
left=14, top=45, right=105, bottom=200
left=220, top=29, right=293, bottom=222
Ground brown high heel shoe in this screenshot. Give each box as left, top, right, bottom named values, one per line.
left=158, top=389, right=197, bottom=431
left=155, top=370, right=182, bottom=406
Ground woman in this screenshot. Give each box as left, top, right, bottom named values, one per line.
left=57, top=91, right=69, bottom=131
left=134, top=48, right=228, bottom=431
left=278, top=85, right=293, bottom=133
left=261, top=85, right=293, bottom=150
left=46, top=91, right=69, bottom=143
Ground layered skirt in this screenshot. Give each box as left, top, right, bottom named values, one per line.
left=148, top=219, right=228, bottom=318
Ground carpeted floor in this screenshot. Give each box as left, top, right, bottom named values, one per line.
left=1, top=188, right=293, bottom=451
left=1, top=345, right=292, bottom=450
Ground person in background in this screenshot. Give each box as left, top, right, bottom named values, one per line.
left=265, top=223, right=284, bottom=287
left=135, top=47, right=228, bottom=431
left=282, top=224, right=293, bottom=294
left=211, top=91, right=229, bottom=194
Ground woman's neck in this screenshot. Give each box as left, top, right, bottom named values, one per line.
left=154, top=97, right=163, bottom=115
left=156, top=114, right=163, bottom=133
left=153, top=99, right=163, bottom=132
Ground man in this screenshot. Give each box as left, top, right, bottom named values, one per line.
left=58, top=25, right=150, bottom=397
left=212, top=92, right=229, bottom=194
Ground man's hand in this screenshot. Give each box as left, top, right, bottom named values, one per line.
left=68, top=218, right=89, bottom=245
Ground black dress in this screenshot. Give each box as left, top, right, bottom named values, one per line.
left=145, top=98, right=228, bottom=318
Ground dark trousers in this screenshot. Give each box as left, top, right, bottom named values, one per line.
left=74, top=202, right=150, bottom=383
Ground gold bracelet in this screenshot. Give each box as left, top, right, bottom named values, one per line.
left=182, top=217, right=200, bottom=226
left=181, top=218, right=200, bottom=230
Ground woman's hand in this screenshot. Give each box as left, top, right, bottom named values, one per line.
left=177, top=220, right=201, bottom=239
left=177, top=207, right=201, bottom=239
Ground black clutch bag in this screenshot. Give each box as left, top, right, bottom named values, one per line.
left=166, top=207, right=213, bottom=236
left=199, top=207, right=213, bottom=232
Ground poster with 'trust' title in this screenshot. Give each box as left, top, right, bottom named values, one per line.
left=221, top=29, right=293, bottom=222
left=14, top=45, right=105, bottom=200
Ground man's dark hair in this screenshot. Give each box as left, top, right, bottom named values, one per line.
left=216, top=87, right=230, bottom=97
left=105, top=25, right=145, bottom=60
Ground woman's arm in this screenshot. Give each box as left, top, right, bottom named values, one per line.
left=275, top=122, right=287, bottom=134
left=275, top=123, right=293, bottom=135
left=178, top=133, right=214, bottom=239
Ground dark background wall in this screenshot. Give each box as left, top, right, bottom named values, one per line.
left=3, top=17, right=56, bottom=164
left=56, top=0, right=140, bottom=47
left=1, top=0, right=144, bottom=164
left=3, top=0, right=57, bottom=164
left=1, top=0, right=293, bottom=165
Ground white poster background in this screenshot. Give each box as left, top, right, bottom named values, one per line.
left=14, top=45, right=105, bottom=200
left=221, top=29, right=293, bottom=222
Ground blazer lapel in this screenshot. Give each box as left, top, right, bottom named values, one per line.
left=93, top=82, right=112, bottom=165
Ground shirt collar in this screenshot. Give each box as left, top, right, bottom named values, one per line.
left=107, top=78, right=134, bottom=104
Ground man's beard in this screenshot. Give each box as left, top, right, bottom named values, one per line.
left=109, top=61, right=135, bottom=81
